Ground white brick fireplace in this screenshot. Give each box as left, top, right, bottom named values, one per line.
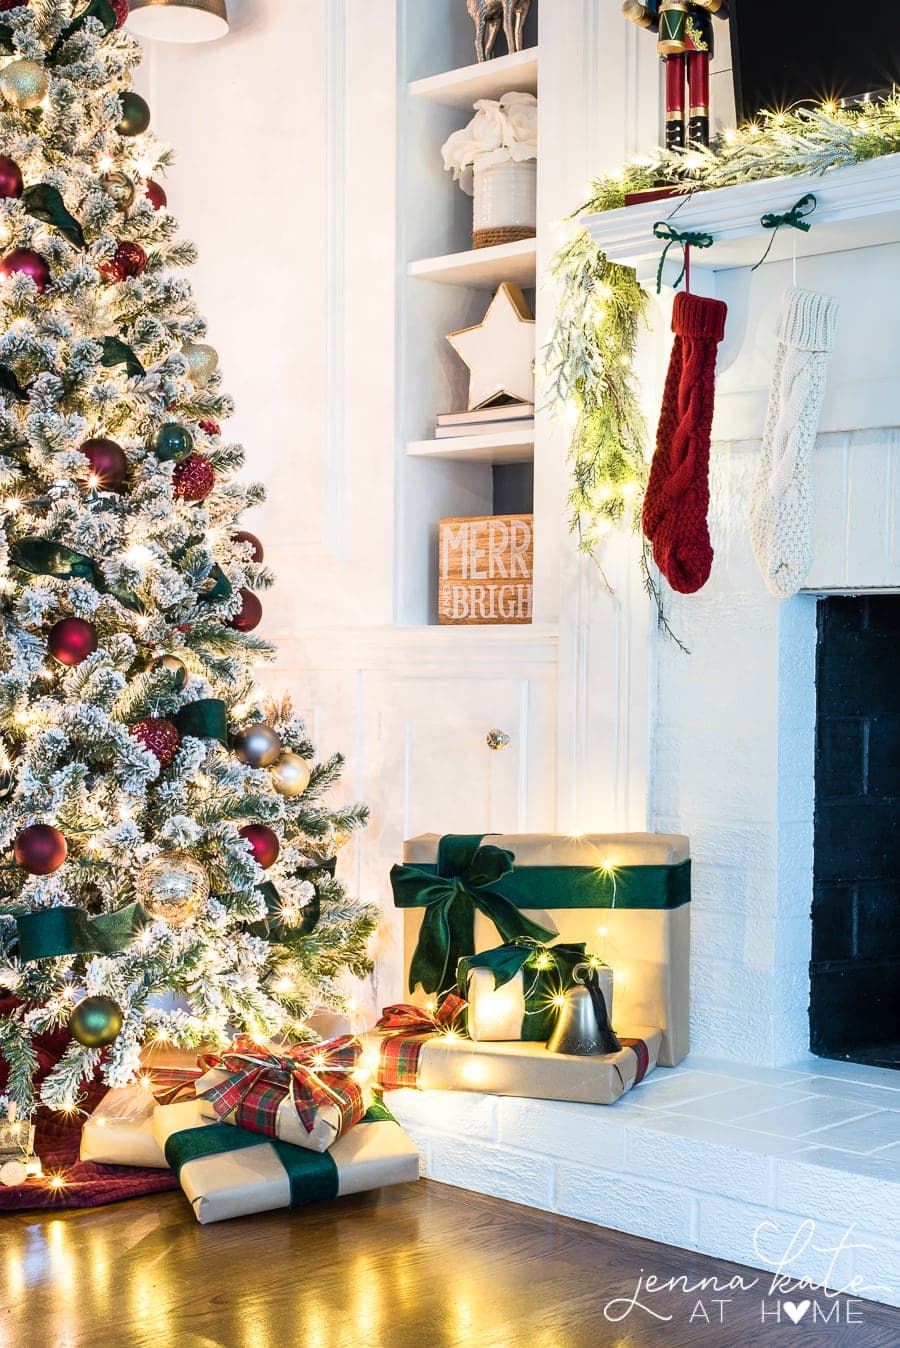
left=389, top=159, right=900, bottom=1308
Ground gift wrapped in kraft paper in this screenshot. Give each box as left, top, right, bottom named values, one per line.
left=193, top=1035, right=367, bottom=1153
left=152, top=1097, right=420, bottom=1224
left=80, top=1054, right=204, bottom=1169
left=459, top=940, right=613, bottom=1042
left=369, top=1003, right=661, bottom=1105
left=391, top=833, right=690, bottom=1066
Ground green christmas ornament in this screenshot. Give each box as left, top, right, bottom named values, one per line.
left=117, top=91, right=151, bottom=137
left=181, top=342, right=218, bottom=388
left=101, top=172, right=135, bottom=210
left=0, top=60, right=49, bottom=111
left=69, top=995, right=123, bottom=1048
left=153, top=422, right=193, bottom=463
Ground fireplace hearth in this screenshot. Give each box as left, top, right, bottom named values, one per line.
left=811, top=596, right=900, bottom=1069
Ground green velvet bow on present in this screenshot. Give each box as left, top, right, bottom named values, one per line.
left=457, top=938, right=589, bottom=1041
left=390, top=835, right=556, bottom=995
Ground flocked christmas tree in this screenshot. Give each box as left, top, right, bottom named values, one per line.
left=0, top=0, right=376, bottom=1116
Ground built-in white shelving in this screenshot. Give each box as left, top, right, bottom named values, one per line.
left=408, top=236, right=537, bottom=289
left=407, top=427, right=535, bottom=464
left=409, top=46, right=538, bottom=110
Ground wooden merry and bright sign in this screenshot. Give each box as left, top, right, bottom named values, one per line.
left=438, top=514, right=533, bottom=625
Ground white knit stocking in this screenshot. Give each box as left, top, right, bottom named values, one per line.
left=748, top=287, right=839, bottom=598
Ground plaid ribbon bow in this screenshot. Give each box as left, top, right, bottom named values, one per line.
left=374, top=995, right=467, bottom=1090
left=197, top=1034, right=365, bottom=1138
left=143, top=1065, right=204, bottom=1106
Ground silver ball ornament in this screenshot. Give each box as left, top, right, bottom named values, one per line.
left=0, top=60, right=50, bottom=110
left=135, top=852, right=210, bottom=925
left=181, top=342, right=219, bottom=388
left=270, top=751, right=312, bottom=798
left=101, top=172, right=136, bottom=210
left=233, top=723, right=282, bottom=769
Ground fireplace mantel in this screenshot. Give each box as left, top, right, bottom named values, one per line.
left=582, top=154, right=900, bottom=288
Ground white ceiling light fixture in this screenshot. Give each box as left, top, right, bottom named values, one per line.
left=126, top=0, right=229, bottom=44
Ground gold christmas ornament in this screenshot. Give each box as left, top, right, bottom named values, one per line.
left=270, top=751, right=312, bottom=798
left=233, top=723, right=282, bottom=768
left=101, top=171, right=136, bottom=210
left=149, top=653, right=188, bottom=688
left=69, top=995, right=123, bottom=1049
left=0, top=60, right=50, bottom=110
left=181, top=341, right=219, bottom=387
left=135, top=852, right=210, bottom=925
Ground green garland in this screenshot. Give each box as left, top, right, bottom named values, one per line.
left=546, top=96, right=900, bottom=644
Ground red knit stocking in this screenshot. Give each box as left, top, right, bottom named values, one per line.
left=642, top=291, right=727, bottom=594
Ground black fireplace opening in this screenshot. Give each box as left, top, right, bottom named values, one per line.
left=811, top=596, right=900, bottom=1070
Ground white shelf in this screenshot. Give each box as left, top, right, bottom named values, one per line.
left=582, top=154, right=900, bottom=286
left=407, top=427, right=534, bottom=464
left=409, top=47, right=538, bottom=110
left=408, top=237, right=537, bottom=289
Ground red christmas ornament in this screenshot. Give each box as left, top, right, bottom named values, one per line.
left=80, top=436, right=128, bottom=490
left=173, top=452, right=215, bottom=502
left=199, top=418, right=220, bottom=437
left=0, top=248, right=50, bottom=293
left=144, top=180, right=167, bottom=211
left=0, top=156, right=23, bottom=200
left=234, top=531, right=264, bottom=564
left=229, top=588, right=262, bottom=632
left=101, top=241, right=147, bottom=283
left=0, top=1, right=23, bottom=9
left=48, top=616, right=98, bottom=666
left=14, top=824, right=67, bottom=875
left=131, top=717, right=181, bottom=768
left=110, top=0, right=130, bottom=27
left=238, top=824, right=280, bottom=870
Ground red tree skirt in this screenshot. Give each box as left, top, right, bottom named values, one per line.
left=0, top=1084, right=179, bottom=1212
left=0, top=998, right=178, bottom=1212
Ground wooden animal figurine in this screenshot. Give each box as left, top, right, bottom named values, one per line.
left=467, top=0, right=532, bottom=63
left=622, top=0, right=728, bottom=150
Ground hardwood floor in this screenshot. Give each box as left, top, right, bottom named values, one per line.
left=0, top=1179, right=896, bottom=1347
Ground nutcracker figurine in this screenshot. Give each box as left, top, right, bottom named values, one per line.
left=622, top=0, right=728, bottom=150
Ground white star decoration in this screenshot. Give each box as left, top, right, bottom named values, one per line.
left=446, top=281, right=535, bottom=410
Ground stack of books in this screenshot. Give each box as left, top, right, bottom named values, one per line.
left=435, top=402, right=534, bottom=439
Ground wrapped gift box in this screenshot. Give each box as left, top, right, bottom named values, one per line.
left=392, top=833, right=690, bottom=1065
left=369, top=1025, right=661, bottom=1105
left=193, top=1038, right=368, bottom=1154
left=152, top=1097, right=420, bottom=1224
left=80, top=1084, right=168, bottom=1169
left=461, top=943, right=613, bottom=1042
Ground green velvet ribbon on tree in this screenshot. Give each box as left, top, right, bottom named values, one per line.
left=101, top=336, right=145, bottom=379
left=0, top=366, right=30, bottom=404
left=0, top=24, right=13, bottom=56
left=457, top=939, right=588, bottom=1041
left=164, top=1102, right=392, bottom=1207
left=12, top=901, right=147, bottom=961
left=390, top=836, right=556, bottom=995
left=174, top=698, right=229, bottom=745
left=10, top=538, right=145, bottom=613
left=246, top=860, right=335, bottom=941
left=392, top=834, right=691, bottom=994
left=21, top=185, right=85, bottom=249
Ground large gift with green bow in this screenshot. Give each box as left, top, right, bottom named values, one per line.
left=391, top=832, right=690, bottom=1066
left=151, top=1096, right=419, bottom=1224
